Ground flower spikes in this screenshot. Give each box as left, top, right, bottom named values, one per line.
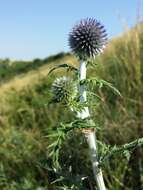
left=69, top=18, right=107, bottom=60
left=52, top=77, right=77, bottom=103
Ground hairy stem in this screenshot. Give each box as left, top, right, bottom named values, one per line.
left=78, top=60, right=106, bottom=190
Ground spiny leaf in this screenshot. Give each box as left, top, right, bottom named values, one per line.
left=87, top=91, right=104, bottom=101
left=48, top=63, right=78, bottom=75
left=123, top=150, right=131, bottom=161
left=51, top=176, right=65, bottom=184
left=99, top=137, right=143, bottom=166
left=97, top=79, right=121, bottom=96
left=80, top=77, right=122, bottom=96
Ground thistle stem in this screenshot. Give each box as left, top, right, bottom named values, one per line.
left=78, top=60, right=106, bottom=190
left=78, top=60, right=90, bottom=119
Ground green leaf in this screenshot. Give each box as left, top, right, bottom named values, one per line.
left=48, top=141, right=58, bottom=149
left=81, top=77, right=122, bottom=96
left=87, top=91, right=104, bottom=101
left=99, top=138, right=143, bottom=165
left=123, top=150, right=131, bottom=161
left=51, top=176, right=64, bottom=184
left=48, top=63, right=78, bottom=75
left=98, top=79, right=121, bottom=96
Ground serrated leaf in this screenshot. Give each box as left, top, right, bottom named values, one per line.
left=82, top=77, right=121, bottom=96
left=51, top=176, right=64, bottom=184
left=87, top=91, right=103, bottom=101
left=123, top=150, right=131, bottom=161
left=48, top=141, right=58, bottom=149
left=48, top=63, right=78, bottom=75
left=98, top=79, right=121, bottom=96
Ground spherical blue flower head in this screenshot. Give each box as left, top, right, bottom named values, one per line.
left=69, top=18, right=107, bottom=60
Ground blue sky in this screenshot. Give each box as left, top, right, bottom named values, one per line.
left=0, top=0, right=142, bottom=60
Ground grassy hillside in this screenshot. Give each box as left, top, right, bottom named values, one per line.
left=0, top=52, right=72, bottom=84
left=0, top=53, right=77, bottom=108
left=0, top=24, right=143, bottom=189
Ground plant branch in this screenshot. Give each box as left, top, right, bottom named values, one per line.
left=99, top=138, right=143, bottom=165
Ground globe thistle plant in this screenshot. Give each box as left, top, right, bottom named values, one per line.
left=69, top=18, right=107, bottom=60
left=52, top=76, right=77, bottom=104
left=69, top=18, right=107, bottom=190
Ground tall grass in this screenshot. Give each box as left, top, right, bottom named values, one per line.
left=92, top=23, right=143, bottom=189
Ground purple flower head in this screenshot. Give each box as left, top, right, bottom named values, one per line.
left=69, top=18, right=107, bottom=60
